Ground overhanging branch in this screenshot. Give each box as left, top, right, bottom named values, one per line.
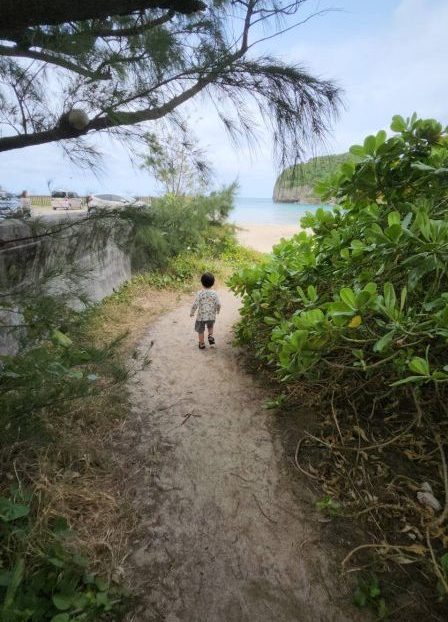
left=0, top=1, right=206, bottom=37
left=0, top=45, right=110, bottom=81
left=0, top=76, right=212, bottom=152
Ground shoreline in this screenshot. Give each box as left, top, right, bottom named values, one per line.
left=235, top=222, right=300, bottom=253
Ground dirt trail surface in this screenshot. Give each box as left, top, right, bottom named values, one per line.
left=125, top=288, right=362, bottom=621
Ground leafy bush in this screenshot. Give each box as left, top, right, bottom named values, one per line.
left=124, top=184, right=237, bottom=271
left=1, top=276, right=130, bottom=621
left=0, top=493, right=123, bottom=621
left=229, top=115, right=448, bottom=607
left=231, top=115, right=448, bottom=389
left=124, top=223, right=261, bottom=291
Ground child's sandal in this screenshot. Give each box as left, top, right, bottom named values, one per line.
left=208, top=335, right=215, bottom=346
left=199, top=343, right=206, bottom=350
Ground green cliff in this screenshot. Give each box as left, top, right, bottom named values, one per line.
left=273, top=153, right=349, bottom=203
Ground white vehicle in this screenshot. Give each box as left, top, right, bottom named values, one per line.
left=51, top=190, right=83, bottom=210
left=87, top=193, right=147, bottom=212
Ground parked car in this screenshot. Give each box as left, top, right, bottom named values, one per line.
left=51, top=190, right=83, bottom=210
left=87, top=194, right=147, bottom=213
left=0, top=191, right=31, bottom=219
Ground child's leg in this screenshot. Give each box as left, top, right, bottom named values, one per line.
left=198, top=331, right=205, bottom=345
left=207, top=321, right=215, bottom=345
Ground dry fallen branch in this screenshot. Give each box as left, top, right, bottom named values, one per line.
left=341, top=542, right=426, bottom=570
left=293, top=438, right=319, bottom=480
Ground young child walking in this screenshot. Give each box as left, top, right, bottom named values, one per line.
left=190, top=272, right=221, bottom=349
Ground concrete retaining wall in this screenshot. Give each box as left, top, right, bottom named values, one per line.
left=0, top=214, right=132, bottom=355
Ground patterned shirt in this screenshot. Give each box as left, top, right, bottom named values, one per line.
left=190, top=289, right=221, bottom=321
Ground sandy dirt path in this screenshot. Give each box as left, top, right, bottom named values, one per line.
left=236, top=223, right=300, bottom=253
left=125, top=288, right=362, bottom=621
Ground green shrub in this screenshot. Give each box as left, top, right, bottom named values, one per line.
left=230, top=115, right=448, bottom=388
left=125, top=184, right=238, bottom=271
left=229, top=114, right=448, bottom=603
left=0, top=494, right=124, bottom=621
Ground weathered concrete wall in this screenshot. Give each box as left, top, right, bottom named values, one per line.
left=0, top=215, right=132, bottom=354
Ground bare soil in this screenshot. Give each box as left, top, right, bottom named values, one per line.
left=120, top=288, right=366, bottom=621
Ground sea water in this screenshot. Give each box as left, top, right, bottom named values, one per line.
left=229, top=196, right=322, bottom=226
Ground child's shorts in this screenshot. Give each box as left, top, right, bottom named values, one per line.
left=195, top=320, right=215, bottom=334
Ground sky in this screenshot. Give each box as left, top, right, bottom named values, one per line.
left=1, top=0, right=447, bottom=198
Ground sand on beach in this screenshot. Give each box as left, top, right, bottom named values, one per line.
left=236, top=222, right=300, bottom=253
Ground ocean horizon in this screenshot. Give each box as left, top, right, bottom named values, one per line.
left=230, top=196, right=323, bottom=226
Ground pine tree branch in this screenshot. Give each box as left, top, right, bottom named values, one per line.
left=0, top=75, right=213, bottom=152
left=0, top=1, right=206, bottom=37
left=0, top=45, right=111, bottom=81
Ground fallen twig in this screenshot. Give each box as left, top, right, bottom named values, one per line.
left=293, top=438, right=319, bottom=480
left=331, top=390, right=344, bottom=445
left=342, top=542, right=425, bottom=569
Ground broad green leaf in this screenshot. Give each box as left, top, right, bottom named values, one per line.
left=391, top=114, right=407, bottom=132
left=400, top=287, right=407, bottom=311
left=51, top=615, right=70, bottom=622
left=387, top=211, right=401, bottom=226
left=340, top=287, right=357, bottom=310
left=340, top=248, right=350, bottom=260
left=349, top=144, right=365, bottom=158
left=373, top=331, right=394, bottom=353
left=363, top=135, right=377, bottom=155
left=307, top=285, right=317, bottom=302
left=289, top=330, right=309, bottom=350
left=350, top=240, right=365, bottom=256
left=53, top=593, right=73, bottom=611
left=375, top=130, right=387, bottom=148
left=0, top=498, right=30, bottom=522
left=363, top=282, right=377, bottom=295
left=297, top=309, right=325, bottom=327
left=408, top=357, right=430, bottom=376
left=432, top=371, right=448, bottom=380
left=411, top=162, right=434, bottom=172
left=263, top=316, right=277, bottom=325
left=383, top=282, right=396, bottom=311
left=328, top=301, right=354, bottom=317
left=385, top=224, right=403, bottom=242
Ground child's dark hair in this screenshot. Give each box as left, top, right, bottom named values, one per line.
left=201, top=272, right=215, bottom=288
